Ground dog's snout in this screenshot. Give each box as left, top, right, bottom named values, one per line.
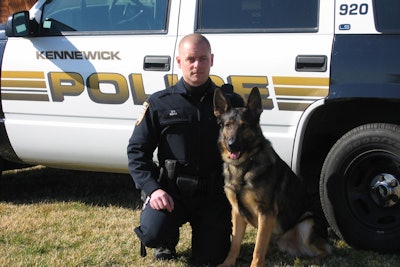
left=227, top=136, right=240, bottom=152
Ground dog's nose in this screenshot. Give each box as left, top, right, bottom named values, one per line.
left=227, top=137, right=240, bottom=152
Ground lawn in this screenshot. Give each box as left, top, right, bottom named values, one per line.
left=0, top=166, right=399, bottom=266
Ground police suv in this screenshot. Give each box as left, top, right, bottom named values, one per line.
left=1, top=0, right=400, bottom=253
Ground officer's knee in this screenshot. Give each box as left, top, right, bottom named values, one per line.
left=134, top=225, right=163, bottom=248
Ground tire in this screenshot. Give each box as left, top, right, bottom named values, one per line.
left=320, top=123, right=400, bottom=251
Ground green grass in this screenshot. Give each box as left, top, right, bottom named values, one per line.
left=0, top=166, right=399, bottom=266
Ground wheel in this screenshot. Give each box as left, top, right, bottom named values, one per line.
left=320, top=123, right=400, bottom=251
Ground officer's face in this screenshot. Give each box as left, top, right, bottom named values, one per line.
left=177, top=41, right=214, bottom=87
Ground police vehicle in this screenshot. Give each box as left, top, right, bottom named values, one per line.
left=1, top=0, right=400, bottom=253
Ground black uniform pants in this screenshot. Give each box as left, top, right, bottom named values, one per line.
left=134, top=192, right=232, bottom=265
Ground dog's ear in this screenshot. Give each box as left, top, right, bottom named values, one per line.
left=213, top=87, right=229, bottom=117
left=246, top=87, right=263, bottom=118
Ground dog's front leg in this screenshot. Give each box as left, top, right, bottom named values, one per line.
left=218, top=209, right=247, bottom=267
left=250, top=213, right=276, bottom=267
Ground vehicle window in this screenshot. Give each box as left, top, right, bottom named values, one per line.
left=374, top=0, right=400, bottom=33
left=196, top=0, right=318, bottom=33
left=39, top=0, right=168, bottom=35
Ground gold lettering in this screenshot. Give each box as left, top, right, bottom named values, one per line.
left=210, top=75, right=224, bottom=87
left=165, top=74, right=179, bottom=87
left=49, top=72, right=84, bottom=102
left=128, top=74, right=148, bottom=105
left=228, top=75, right=273, bottom=110
left=87, top=73, right=129, bottom=104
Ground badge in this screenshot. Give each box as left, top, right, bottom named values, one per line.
left=136, top=101, right=149, bottom=125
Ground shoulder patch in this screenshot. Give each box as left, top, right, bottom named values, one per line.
left=136, top=101, right=149, bottom=126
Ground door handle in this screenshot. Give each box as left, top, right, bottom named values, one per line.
left=143, top=55, right=171, bottom=71
left=295, top=55, right=327, bottom=72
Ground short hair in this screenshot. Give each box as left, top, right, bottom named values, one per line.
left=178, top=33, right=211, bottom=53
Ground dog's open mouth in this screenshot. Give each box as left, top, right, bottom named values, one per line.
left=228, top=151, right=241, bottom=160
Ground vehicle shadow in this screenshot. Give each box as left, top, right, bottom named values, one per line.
left=0, top=166, right=143, bottom=209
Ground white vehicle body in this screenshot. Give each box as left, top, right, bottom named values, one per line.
left=1, top=0, right=337, bottom=173
left=1, top=0, right=400, bottom=252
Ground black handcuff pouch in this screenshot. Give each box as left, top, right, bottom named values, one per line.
left=164, top=159, right=199, bottom=197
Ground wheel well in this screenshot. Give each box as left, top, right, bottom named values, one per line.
left=299, top=98, right=400, bottom=194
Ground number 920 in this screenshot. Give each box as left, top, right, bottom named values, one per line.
left=339, top=3, right=369, bottom=15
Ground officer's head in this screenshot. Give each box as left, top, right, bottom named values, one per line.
left=176, top=33, right=214, bottom=87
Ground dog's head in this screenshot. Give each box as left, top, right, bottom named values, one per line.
left=214, top=86, right=263, bottom=163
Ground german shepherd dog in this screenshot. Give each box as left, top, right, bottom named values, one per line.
left=214, top=87, right=332, bottom=267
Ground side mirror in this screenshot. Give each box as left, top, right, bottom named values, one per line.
left=5, top=11, right=31, bottom=37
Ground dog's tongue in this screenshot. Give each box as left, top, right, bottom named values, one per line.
left=229, top=151, right=241, bottom=160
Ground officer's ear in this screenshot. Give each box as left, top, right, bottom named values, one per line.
left=176, top=55, right=182, bottom=69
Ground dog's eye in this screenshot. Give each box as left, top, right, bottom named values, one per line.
left=224, top=122, right=231, bottom=129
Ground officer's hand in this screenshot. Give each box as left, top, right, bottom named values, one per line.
left=149, top=189, right=174, bottom=212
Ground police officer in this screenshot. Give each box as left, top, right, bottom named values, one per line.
left=127, top=33, right=244, bottom=265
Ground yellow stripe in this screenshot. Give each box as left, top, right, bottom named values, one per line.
left=277, top=102, right=310, bottom=111
left=273, top=76, right=329, bottom=86
left=1, top=71, right=45, bottom=79
left=2, top=93, right=49, bottom=101
left=275, top=87, right=328, bottom=97
left=2, top=80, right=47, bottom=88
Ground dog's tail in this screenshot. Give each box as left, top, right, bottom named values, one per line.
left=277, top=213, right=333, bottom=258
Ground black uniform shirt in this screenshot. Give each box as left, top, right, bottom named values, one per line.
left=127, top=78, right=244, bottom=196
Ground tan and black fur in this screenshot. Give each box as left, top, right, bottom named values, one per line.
left=214, top=87, right=332, bottom=267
